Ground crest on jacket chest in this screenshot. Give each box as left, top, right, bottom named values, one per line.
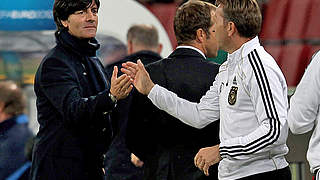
left=228, top=76, right=238, bottom=105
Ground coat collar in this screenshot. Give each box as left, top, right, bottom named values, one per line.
left=55, top=29, right=100, bottom=57
left=169, top=47, right=206, bottom=60
left=0, top=116, right=17, bottom=133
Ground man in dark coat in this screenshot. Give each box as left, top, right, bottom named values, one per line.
left=104, top=24, right=163, bottom=180
left=0, top=81, right=33, bottom=180
left=125, top=1, right=220, bottom=179
left=30, top=0, right=132, bottom=179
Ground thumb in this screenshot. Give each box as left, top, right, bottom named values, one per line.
left=137, top=60, right=147, bottom=73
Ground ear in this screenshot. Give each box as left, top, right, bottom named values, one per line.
left=157, top=43, right=163, bottom=54
left=0, top=102, right=4, bottom=113
left=227, top=22, right=236, bottom=37
left=196, top=28, right=206, bottom=43
left=127, top=40, right=133, bottom=54
left=61, top=19, right=69, bottom=29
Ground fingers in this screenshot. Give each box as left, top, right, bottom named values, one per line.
left=111, top=66, right=118, bottom=82
left=203, top=162, right=211, bottom=176
left=121, top=61, right=138, bottom=78
left=121, top=66, right=136, bottom=78
left=198, top=158, right=206, bottom=170
left=195, top=148, right=214, bottom=176
left=124, top=85, right=133, bottom=95
left=196, top=156, right=202, bottom=169
left=194, top=152, right=199, bottom=167
left=117, top=74, right=131, bottom=88
left=137, top=60, right=147, bottom=72
left=131, top=153, right=144, bottom=167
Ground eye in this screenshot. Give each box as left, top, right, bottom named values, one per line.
left=75, top=10, right=85, bottom=15
left=91, top=8, right=98, bottom=14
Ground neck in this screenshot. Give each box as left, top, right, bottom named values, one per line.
left=226, top=36, right=252, bottom=54
left=180, top=42, right=205, bottom=55
left=131, top=46, right=157, bottom=54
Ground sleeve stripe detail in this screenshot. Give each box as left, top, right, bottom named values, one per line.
left=219, top=49, right=280, bottom=157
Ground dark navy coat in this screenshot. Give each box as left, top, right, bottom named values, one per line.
left=30, top=30, right=115, bottom=180
left=127, top=48, right=221, bottom=180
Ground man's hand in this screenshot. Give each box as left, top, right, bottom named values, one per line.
left=110, top=66, right=133, bottom=100
left=121, top=60, right=154, bottom=95
left=194, top=144, right=221, bottom=176
left=131, top=153, right=144, bottom=167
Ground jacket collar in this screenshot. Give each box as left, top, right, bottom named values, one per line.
left=228, top=36, right=260, bottom=65
left=176, top=46, right=206, bottom=59
left=0, top=116, right=17, bottom=133
left=169, top=47, right=206, bottom=60
left=55, top=29, right=100, bottom=57
left=125, top=50, right=162, bottom=62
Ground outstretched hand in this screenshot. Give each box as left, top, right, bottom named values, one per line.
left=110, top=66, right=133, bottom=100
left=121, top=60, right=154, bottom=95
left=194, top=144, right=221, bottom=176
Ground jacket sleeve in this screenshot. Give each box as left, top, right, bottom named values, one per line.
left=147, top=75, right=220, bottom=129
left=219, top=55, right=288, bottom=159
left=38, top=57, right=115, bottom=126
left=288, top=51, right=320, bottom=134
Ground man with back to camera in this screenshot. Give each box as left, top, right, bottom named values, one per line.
left=121, top=0, right=292, bottom=179
left=125, top=1, right=220, bottom=179
left=103, top=24, right=163, bottom=180
left=30, top=0, right=133, bottom=179
left=0, top=81, right=33, bottom=180
left=287, top=50, right=320, bottom=180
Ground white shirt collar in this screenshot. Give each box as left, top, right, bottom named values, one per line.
left=176, top=45, right=206, bottom=59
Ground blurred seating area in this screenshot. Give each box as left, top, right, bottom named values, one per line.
left=138, top=0, right=320, bottom=87
left=260, top=0, right=320, bottom=87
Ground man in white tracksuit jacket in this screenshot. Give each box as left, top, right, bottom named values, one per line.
left=288, top=50, right=320, bottom=180
left=121, top=0, right=292, bottom=179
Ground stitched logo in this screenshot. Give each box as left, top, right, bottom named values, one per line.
left=228, top=86, right=238, bottom=105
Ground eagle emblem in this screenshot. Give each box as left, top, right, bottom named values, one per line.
left=228, top=86, right=238, bottom=105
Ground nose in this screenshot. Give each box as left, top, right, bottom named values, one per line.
left=86, top=10, right=96, bottom=21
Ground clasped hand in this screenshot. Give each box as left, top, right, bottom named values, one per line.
left=120, top=60, right=155, bottom=95
left=109, top=66, right=133, bottom=100
left=194, top=144, right=221, bottom=176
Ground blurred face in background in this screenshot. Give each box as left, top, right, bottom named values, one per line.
left=61, top=0, right=98, bottom=39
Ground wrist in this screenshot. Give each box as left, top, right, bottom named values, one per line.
left=146, top=82, right=155, bottom=95
left=109, top=92, right=117, bottom=104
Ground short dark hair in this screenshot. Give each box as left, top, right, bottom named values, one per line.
left=174, top=1, right=215, bottom=45
left=0, top=81, right=26, bottom=116
left=127, top=24, right=160, bottom=48
left=53, top=0, right=100, bottom=31
left=216, top=0, right=262, bottom=38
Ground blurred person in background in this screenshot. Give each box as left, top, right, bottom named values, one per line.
left=0, top=80, right=33, bottom=180
left=97, top=35, right=127, bottom=67
left=103, top=24, right=163, bottom=180
left=125, top=1, right=220, bottom=179
left=104, top=24, right=162, bottom=79
left=288, top=50, right=320, bottom=180
left=30, top=0, right=132, bottom=179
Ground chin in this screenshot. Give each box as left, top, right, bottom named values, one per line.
left=83, top=33, right=96, bottom=39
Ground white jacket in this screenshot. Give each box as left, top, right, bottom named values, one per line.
left=288, top=50, right=320, bottom=174
left=148, top=37, right=289, bottom=179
